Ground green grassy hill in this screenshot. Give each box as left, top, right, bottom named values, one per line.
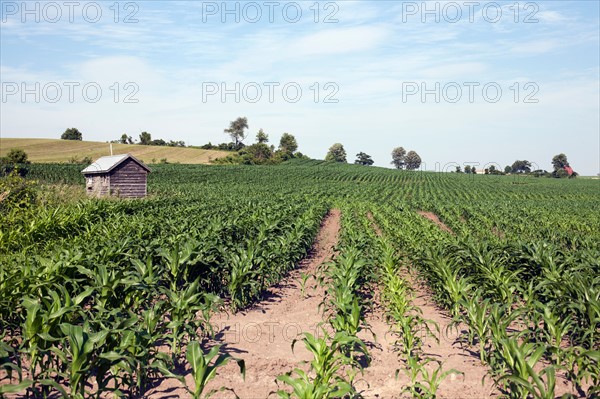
left=0, top=138, right=228, bottom=164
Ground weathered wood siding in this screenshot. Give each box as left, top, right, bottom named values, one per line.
left=108, top=159, right=148, bottom=198
left=85, top=175, right=109, bottom=197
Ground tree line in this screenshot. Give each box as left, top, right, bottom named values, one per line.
left=52, top=124, right=578, bottom=177
left=60, top=128, right=185, bottom=148
left=322, top=143, right=422, bottom=170
left=212, top=117, right=306, bottom=165
left=455, top=154, right=577, bottom=178
left=214, top=117, right=425, bottom=169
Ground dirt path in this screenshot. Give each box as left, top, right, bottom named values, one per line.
left=147, top=209, right=341, bottom=399
left=409, top=276, right=499, bottom=398
left=355, top=304, right=408, bottom=398
left=364, top=212, right=498, bottom=398
left=357, top=297, right=498, bottom=399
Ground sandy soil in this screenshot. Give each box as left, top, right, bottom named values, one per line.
left=409, top=274, right=588, bottom=398
left=407, top=277, right=500, bottom=398
left=366, top=212, right=383, bottom=237
left=491, top=226, right=505, bottom=239
left=364, top=212, right=498, bottom=398
left=366, top=212, right=583, bottom=398
left=417, top=211, right=454, bottom=235
left=147, top=209, right=342, bottom=399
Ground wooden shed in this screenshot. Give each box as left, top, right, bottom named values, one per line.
left=81, top=154, right=150, bottom=198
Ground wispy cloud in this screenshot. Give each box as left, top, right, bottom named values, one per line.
left=291, top=25, right=388, bottom=56
left=511, top=39, right=560, bottom=55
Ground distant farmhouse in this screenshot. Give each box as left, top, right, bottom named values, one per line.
left=81, top=154, right=150, bottom=198
left=564, top=166, right=574, bottom=176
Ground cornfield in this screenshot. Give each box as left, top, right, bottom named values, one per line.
left=1, top=160, right=598, bottom=398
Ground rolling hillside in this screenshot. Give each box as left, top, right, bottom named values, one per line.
left=0, top=138, right=228, bottom=164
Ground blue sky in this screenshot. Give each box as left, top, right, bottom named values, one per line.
left=1, top=1, right=599, bottom=174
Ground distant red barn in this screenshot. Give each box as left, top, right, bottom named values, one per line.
left=564, top=166, right=574, bottom=176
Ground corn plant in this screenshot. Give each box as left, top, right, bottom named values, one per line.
left=528, top=301, right=573, bottom=364
left=416, top=362, right=462, bottom=398
left=276, top=368, right=351, bottom=399
left=460, top=242, right=520, bottom=305
left=276, top=330, right=364, bottom=399
left=94, top=309, right=168, bottom=398
left=562, top=347, right=600, bottom=397
left=402, top=358, right=462, bottom=399
left=418, top=248, right=473, bottom=316
left=400, top=354, right=423, bottom=393
left=454, top=293, right=493, bottom=364
left=49, top=323, right=109, bottom=399
left=298, top=272, right=312, bottom=298
left=78, top=264, right=125, bottom=310
left=227, top=247, right=261, bottom=312
left=163, top=279, right=221, bottom=362
left=0, top=336, right=32, bottom=397
left=494, top=338, right=556, bottom=399
left=21, top=287, right=91, bottom=388
left=160, top=240, right=197, bottom=290
left=161, top=341, right=245, bottom=399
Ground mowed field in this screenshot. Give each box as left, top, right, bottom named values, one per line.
left=0, top=138, right=228, bottom=164
left=1, top=161, right=599, bottom=398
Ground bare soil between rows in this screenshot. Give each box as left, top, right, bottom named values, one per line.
left=5, top=209, right=582, bottom=398
left=366, top=211, right=584, bottom=398
left=150, top=209, right=498, bottom=398
left=147, top=209, right=342, bottom=399
left=417, top=211, right=454, bottom=234
left=366, top=211, right=497, bottom=398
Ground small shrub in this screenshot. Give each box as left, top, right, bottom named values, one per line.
left=0, top=171, right=38, bottom=212
left=554, top=169, right=568, bottom=179
left=1, top=148, right=30, bottom=165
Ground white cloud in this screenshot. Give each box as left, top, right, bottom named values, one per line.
left=537, top=11, right=568, bottom=23
left=0, top=65, right=43, bottom=81
left=71, top=56, right=164, bottom=87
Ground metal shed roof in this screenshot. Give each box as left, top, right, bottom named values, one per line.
left=81, top=154, right=150, bottom=175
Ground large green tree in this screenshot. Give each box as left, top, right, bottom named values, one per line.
left=246, top=143, right=273, bottom=162
left=391, top=147, right=407, bottom=169
left=354, top=152, right=374, bottom=166
left=224, top=117, right=249, bottom=148
left=325, top=143, right=347, bottom=163
left=405, top=151, right=422, bottom=170
left=511, top=160, right=532, bottom=174
left=139, top=132, right=152, bottom=145
left=61, top=128, right=82, bottom=141
left=278, top=133, right=298, bottom=154
left=552, top=153, right=569, bottom=171
left=120, top=134, right=134, bottom=144
left=256, top=129, right=269, bottom=144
